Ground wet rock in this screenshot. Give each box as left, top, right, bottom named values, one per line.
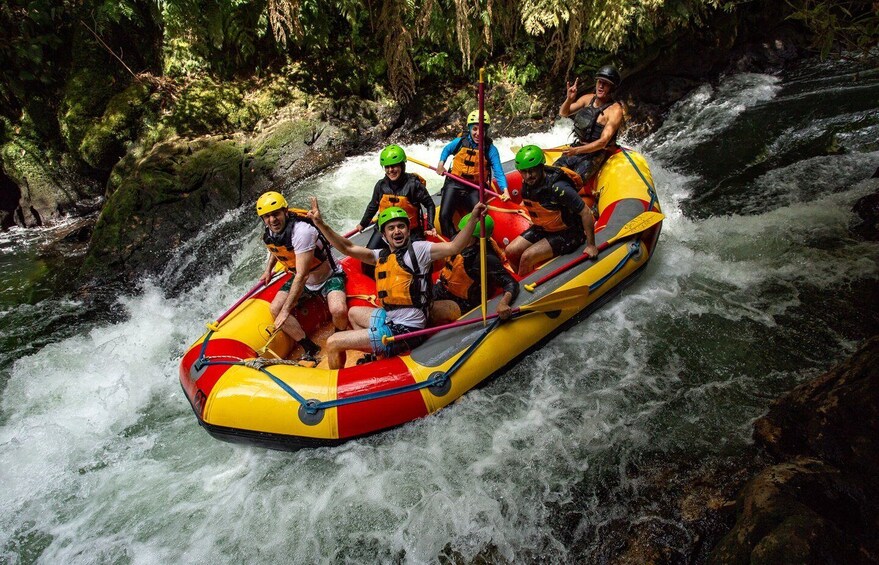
left=711, top=336, right=879, bottom=564
left=708, top=457, right=876, bottom=565
left=851, top=190, right=879, bottom=241
left=753, top=335, right=879, bottom=475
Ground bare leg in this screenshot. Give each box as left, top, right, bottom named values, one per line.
left=504, top=236, right=532, bottom=275
left=518, top=238, right=555, bottom=276
left=429, top=300, right=463, bottom=325
left=326, top=290, right=349, bottom=331
left=325, top=329, right=373, bottom=370
left=269, top=291, right=306, bottom=340
left=348, top=306, right=375, bottom=330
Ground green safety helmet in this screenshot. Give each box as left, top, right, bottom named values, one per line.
left=458, top=213, right=494, bottom=239
left=515, top=145, right=545, bottom=171
left=380, top=144, right=406, bottom=167
left=467, top=110, right=491, bottom=126
left=378, top=206, right=410, bottom=230
left=255, top=191, right=288, bottom=216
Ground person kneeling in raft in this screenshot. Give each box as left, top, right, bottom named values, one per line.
left=430, top=213, right=519, bottom=325
left=504, top=145, right=599, bottom=276
left=309, top=197, right=488, bottom=369
left=257, top=191, right=348, bottom=362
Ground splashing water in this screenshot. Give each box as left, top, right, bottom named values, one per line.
left=1, top=59, right=878, bottom=563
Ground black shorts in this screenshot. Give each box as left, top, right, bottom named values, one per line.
left=432, top=283, right=475, bottom=313
left=521, top=225, right=585, bottom=256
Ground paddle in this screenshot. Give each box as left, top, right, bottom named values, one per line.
left=382, top=285, right=589, bottom=345
left=206, top=271, right=284, bottom=331
left=406, top=156, right=504, bottom=200
left=524, top=211, right=664, bottom=292
left=509, top=145, right=570, bottom=154
left=477, top=67, right=488, bottom=325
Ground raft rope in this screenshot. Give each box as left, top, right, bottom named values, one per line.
left=588, top=243, right=640, bottom=293
left=620, top=146, right=659, bottom=211
left=191, top=313, right=511, bottom=414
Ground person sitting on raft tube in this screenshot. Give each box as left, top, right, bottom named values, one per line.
left=504, top=146, right=599, bottom=276
left=435, top=110, right=510, bottom=237
left=309, top=197, right=488, bottom=369
left=430, top=213, right=519, bottom=325
left=356, top=144, right=437, bottom=273
left=554, top=65, right=624, bottom=180
left=257, top=191, right=348, bottom=361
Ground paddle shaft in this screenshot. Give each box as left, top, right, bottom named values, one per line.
left=524, top=211, right=664, bottom=292
left=406, top=156, right=503, bottom=199
left=478, top=67, right=488, bottom=324
left=209, top=280, right=265, bottom=330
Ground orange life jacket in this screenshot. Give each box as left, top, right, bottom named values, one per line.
left=521, top=167, right=583, bottom=232
left=263, top=208, right=332, bottom=273
left=377, top=173, right=428, bottom=229
left=450, top=136, right=492, bottom=184
left=438, top=240, right=507, bottom=301
left=375, top=244, right=430, bottom=311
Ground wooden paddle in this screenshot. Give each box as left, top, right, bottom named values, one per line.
left=524, top=211, right=665, bottom=292
left=382, top=285, right=590, bottom=345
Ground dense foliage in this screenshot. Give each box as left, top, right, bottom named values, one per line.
left=0, top=0, right=875, bottom=179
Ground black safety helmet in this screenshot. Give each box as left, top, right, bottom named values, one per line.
left=595, top=65, right=621, bottom=87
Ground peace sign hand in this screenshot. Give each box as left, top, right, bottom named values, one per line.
left=566, top=78, right=579, bottom=102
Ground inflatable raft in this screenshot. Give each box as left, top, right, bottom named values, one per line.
left=179, top=147, right=662, bottom=450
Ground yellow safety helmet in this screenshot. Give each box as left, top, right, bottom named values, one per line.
left=467, top=110, right=491, bottom=126
left=255, top=191, right=288, bottom=216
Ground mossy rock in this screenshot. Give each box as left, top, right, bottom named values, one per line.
left=79, top=81, right=155, bottom=172
left=58, top=66, right=122, bottom=158
left=82, top=136, right=251, bottom=278
left=1, top=113, right=101, bottom=227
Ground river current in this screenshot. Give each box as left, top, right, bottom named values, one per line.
left=1, top=57, right=877, bottom=563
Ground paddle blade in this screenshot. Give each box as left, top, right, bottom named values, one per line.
left=606, top=211, right=665, bottom=245
left=520, top=285, right=592, bottom=313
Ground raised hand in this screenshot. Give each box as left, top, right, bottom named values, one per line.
left=307, top=196, right=323, bottom=225
left=566, top=78, right=579, bottom=102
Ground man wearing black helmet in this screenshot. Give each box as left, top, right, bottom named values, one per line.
left=555, top=65, right=624, bottom=180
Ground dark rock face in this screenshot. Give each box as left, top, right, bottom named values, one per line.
left=851, top=190, right=879, bottom=241
left=710, top=336, right=879, bottom=564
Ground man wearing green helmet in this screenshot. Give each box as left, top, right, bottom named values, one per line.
left=430, top=213, right=519, bottom=325
left=506, top=145, right=598, bottom=275
left=308, top=196, right=487, bottom=369
left=435, top=110, right=510, bottom=237
left=556, top=65, right=625, bottom=180
left=356, top=144, right=436, bottom=255
left=256, top=191, right=348, bottom=361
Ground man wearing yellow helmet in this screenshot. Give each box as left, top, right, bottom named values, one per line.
left=435, top=110, right=510, bottom=237
left=256, top=191, right=348, bottom=361
left=430, top=212, right=519, bottom=325
left=308, top=197, right=487, bottom=369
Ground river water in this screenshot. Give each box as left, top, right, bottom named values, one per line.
left=1, top=57, right=877, bottom=563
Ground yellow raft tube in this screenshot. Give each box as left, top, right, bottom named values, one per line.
left=179, top=147, right=662, bottom=450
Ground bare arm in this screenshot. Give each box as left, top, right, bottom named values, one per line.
left=429, top=202, right=487, bottom=260
left=273, top=250, right=312, bottom=328
left=569, top=104, right=624, bottom=155
left=260, top=254, right=278, bottom=285
left=308, top=197, right=377, bottom=265
left=580, top=207, right=598, bottom=258
left=560, top=79, right=593, bottom=117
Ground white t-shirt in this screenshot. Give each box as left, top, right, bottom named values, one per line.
left=287, top=221, right=339, bottom=290
left=371, top=241, right=433, bottom=328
